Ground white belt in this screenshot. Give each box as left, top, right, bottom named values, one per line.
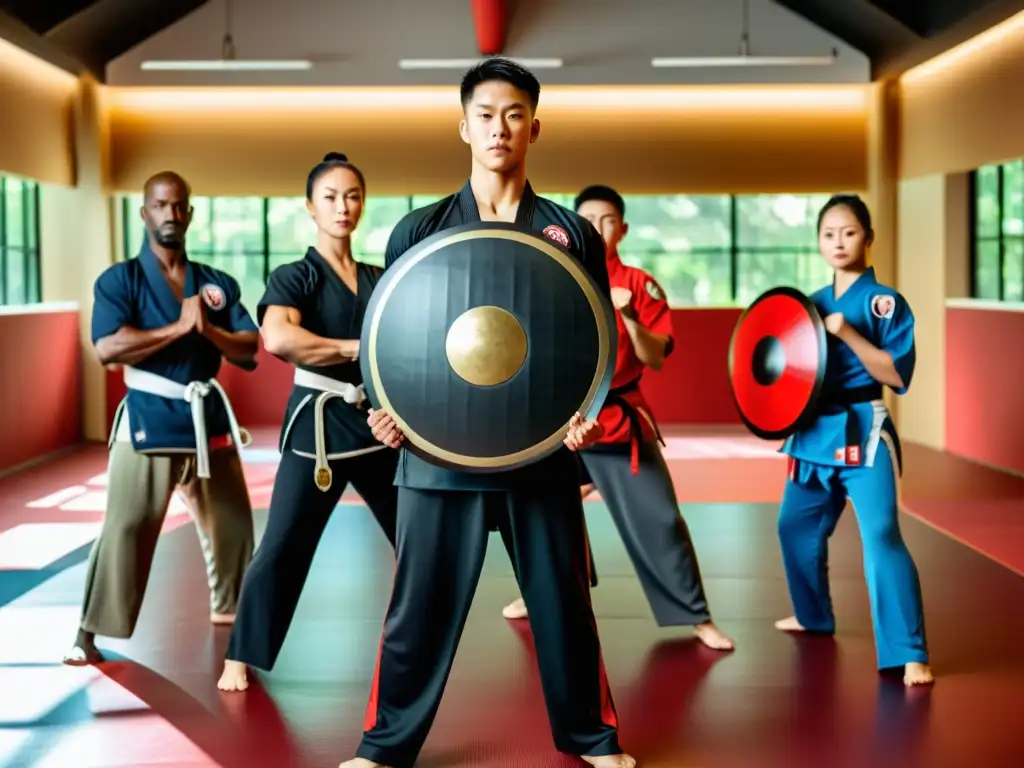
left=123, top=366, right=248, bottom=479
left=293, top=368, right=367, bottom=492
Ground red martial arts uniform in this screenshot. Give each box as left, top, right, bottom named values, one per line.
left=592, top=252, right=674, bottom=472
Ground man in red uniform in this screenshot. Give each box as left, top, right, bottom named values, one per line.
left=502, top=184, right=735, bottom=651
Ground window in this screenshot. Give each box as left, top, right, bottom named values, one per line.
left=972, top=159, right=1024, bottom=303
left=121, top=194, right=444, bottom=309
left=734, top=194, right=833, bottom=306
left=0, top=174, right=42, bottom=306
left=119, top=191, right=833, bottom=308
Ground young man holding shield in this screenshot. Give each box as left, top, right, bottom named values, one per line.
left=341, top=59, right=634, bottom=768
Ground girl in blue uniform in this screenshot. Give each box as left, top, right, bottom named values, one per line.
left=776, top=194, right=933, bottom=687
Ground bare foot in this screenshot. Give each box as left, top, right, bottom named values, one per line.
left=774, top=615, right=806, bottom=632
left=63, top=629, right=104, bottom=666
left=582, top=753, right=636, bottom=768
left=62, top=643, right=104, bottom=666
left=338, top=759, right=391, bottom=768
left=904, top=662, right=934, bottom=686
left=502, top=597, right=529, bottom=620
left=210, top=612, right=236, bottom=625
left=694, top=621, right=735, bottom=651
left=217, top=660, right=249, bottom=692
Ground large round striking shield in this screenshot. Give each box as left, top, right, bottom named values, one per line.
left=360, top=222, right=617, bottom=472
left=728, top=286, right=827, bottom=440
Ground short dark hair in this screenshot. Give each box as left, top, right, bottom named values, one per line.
left=574, top=185, right=625, bottom=218
left=306, top=152, right=366, bottom=200
left=460, top=57, right=541, bottom=110
left=817, top=193, right=873, bottom=238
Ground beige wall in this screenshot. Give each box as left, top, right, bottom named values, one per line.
left=900, top=12, right=1024, bottom=179
left=895, top=174, right=970, bottom=449
left=863, top=80, right=901, bottom=421
left=894, top=11, right=1024, bottom=448
left=39, top=77, right=114, bottom=441
left=0, top=36, right=77, bottom=184
left=104, top=85, right=871, bottom=197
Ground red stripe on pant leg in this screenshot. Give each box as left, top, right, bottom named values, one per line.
left=597, top=650, right=619, bottom=729
left=363, top=634, right=385, bottom=732
left=362, top=560, right=397, bottom=732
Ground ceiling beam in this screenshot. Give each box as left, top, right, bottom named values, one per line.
left=46, top=0, right=208, bottom=73
left=0, top=0, right=98, bottom=36
left=864, top=0, right=929, bottom=36
left=0, top=9, right=90, bottom=78
left=874, top=0, right=1024, bottom=78
left=774, top=0, right=920, bottom=65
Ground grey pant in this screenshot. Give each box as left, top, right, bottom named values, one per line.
left=580, top=440, right=711, bottom=626
left=79, top=442, right=255, bottom=638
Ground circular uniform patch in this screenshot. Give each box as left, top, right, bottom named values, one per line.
left=645, top=279, right=664, bottom=302
left=727, top=286, right=827, bottom=441
left=360, top=222, right=617, bottom=472
left=542, top=224, right=571, bottom=248
left=200, top=283, right=226, bottom=310
left=871, top=294, right=896, bottom=319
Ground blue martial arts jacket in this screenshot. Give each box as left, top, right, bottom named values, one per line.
left=93, top=243, right=258, bottom=453
left=782, top=268, right=914, bottom=471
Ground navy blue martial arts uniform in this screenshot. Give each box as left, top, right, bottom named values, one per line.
left=77, top=242, right=257, bottom=639
left=225, top=247, right=398, bottom=672
left=779, top=267, right=929, bottom=671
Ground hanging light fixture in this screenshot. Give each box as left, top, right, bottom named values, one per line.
left=141, top=0, right=313, bottom=72
left=652, top=0, right=838, bottom=68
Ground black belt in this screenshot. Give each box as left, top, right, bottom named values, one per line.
left=819, top=384, right=882, bottom=465
left=601, top=377, right=665, bottom=473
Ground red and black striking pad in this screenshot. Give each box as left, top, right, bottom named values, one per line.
left=728, top=286, right=827, bottom=440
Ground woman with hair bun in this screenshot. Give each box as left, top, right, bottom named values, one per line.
left=775, top=193, right=933, bottom=687
left=218, top=153, right=399, bottom=692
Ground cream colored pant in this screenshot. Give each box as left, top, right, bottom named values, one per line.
left=79, top=442, right=254, bottom=638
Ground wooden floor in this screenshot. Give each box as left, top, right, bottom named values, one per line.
left=0, top=432, right=1022, bottom=767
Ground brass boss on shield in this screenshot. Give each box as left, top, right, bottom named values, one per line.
left=360, top=223, right=616, bottom=471
left=445, top=306, right=528, bottom=387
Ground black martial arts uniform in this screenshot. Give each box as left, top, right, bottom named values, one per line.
left=225, top=248, right=398, bottom=672
left=355, top=182, right=622, bottom=767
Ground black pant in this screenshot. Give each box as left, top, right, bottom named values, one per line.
left=356, top=483, right=622, bottom=768
left=581, top=441, right=711, bottom=626
left=225, top=448, right=399, bottom=670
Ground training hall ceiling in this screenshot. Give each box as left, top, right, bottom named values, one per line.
left=0, top=0, right=1021, bottom=82
left=0, top=0, right=208, bottom=76
left=776, top=0, right=1024, bottom=77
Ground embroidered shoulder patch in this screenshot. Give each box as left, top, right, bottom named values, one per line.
left=542, top=224, right=570, bottom=247
left=200, top=283, right=226, bottom=310
left=645, top=279, right=664, bottom=302
left=870, top=294, right=895, bottom=319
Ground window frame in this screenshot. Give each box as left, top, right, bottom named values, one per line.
left=970, top=160, right=1024, bottom=303
left=0, top=175, right=43, bottom=306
